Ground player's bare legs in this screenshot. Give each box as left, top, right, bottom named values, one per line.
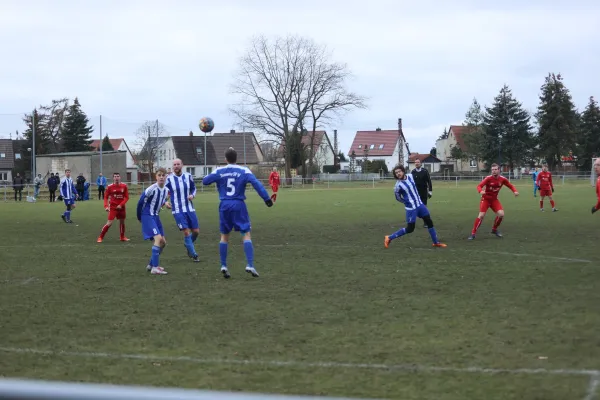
left=148, top=235, right=167, bottom=275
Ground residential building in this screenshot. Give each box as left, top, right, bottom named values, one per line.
left=90, top=138, right=139, bottom=183
left=347, top=128, right=408, bottom=171
left=435, top=125, right=484, bottom=173
left=277, top=130, right=336, bottom=173
left=0, top=139, right=14, bottom=183
left=408, top=153, right=442, bottom=173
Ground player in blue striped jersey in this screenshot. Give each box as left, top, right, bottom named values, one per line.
left=164, top=159, right=200, bottom=262
left=59, top=169, right=79, bottom=223
left=137, top=168, right=169, bottom=275
left=384, top=165, right=447, bottom=249
left=202, top=147, right=273, bottom=279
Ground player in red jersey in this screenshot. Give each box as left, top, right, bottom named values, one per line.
left=535, top=164, right=558, bottom=212
left=269, top=167, right=280, bottom=202
left=97, top=172, right=130, bottom=243
left=592, top=159, right=600, bottom=214
left=468, top=163, right=519, bottom=240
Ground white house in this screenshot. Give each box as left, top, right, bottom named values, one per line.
left=277, top=130, right=337, bottom=173
left=91, top=138, right=139, bottom=183
left=347, top=128, right=407, bottom=171
left=435, top=125, right=485, bottom=173
left=408, top=153, right=442, bottom=173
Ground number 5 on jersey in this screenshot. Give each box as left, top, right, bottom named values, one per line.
left=226, top=178, right=235, bottom=196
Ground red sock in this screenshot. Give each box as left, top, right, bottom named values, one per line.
left=99, top=224, right=110, bottom=238
left=120, top=222, right=125, bottom=238
left=493, top=216, right=503, bottom=231
left=471, top=217, right=483, bottom=235
left=550, top=200, right=555, bottom=208
left=540, top=200, right=544, bottom=209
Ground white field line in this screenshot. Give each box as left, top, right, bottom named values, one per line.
left=584, top=374, right=600, bottom=400
left=0, top=243, right=593, bottom=264
left=0, top=346, right=598, bottom=378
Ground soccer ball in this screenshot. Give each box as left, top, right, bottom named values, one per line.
left=199, top=117, right=214, bottom=133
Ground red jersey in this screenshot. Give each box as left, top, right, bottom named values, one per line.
left=536, top=171, right=554, bottom=190
left=269, top=171, right=280, bottom=187
left=595, top=177, right=600, bottom=209
left=104, top=183, right=129, bottom=210
left=477, top=175, right=517, bottom=200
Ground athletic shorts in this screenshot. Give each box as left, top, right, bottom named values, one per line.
left=141, top=215, right=164, bottom=240
left=219, top=200, right=251, bottom=234
left=479, top=198, right=503, bottom=213
left=108, top=208, right=126, bottom=220
left=405, top=204, right=430, bottom=224
left=173, top=211, right=199, bottom=230
left=539, top=189, right=552, bottom=197
left=64, top=198, right=75, bottom=206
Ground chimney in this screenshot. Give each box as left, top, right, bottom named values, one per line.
left=230, top=129, right=236, bottom=134
left=189, top=131, right=193, bottom=137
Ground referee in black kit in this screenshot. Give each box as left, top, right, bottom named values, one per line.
left=411, top=158, right=433, bottom=227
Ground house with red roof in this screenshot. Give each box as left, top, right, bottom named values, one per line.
left=347, top=128, right=407, bottom=171
left=435, top=125, right=484, bottom=172
left=90, top=137, right=139, bottom=182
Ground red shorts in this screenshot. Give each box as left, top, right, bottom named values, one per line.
left=271, top=185, right=279, bottom=193
left=539, top=189, right=552, bottom=197
left=479, top=198, right=503, bottom=213
left=108, top=208, right=126, bottom=220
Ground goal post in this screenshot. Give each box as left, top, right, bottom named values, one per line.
left=592, top=158, right=598, bottom=186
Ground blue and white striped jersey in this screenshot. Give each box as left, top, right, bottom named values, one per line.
left=59, top=177, right=77, bottom=200
left=394, top=174, right=423, bottom=210
left=165, top=172, right=196, bottom=214
left=136, top=183, right=168, bottom=219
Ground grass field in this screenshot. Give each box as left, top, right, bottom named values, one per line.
left=1, top=180, right=599, bottom=400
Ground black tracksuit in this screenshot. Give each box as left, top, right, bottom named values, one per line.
left=411, top=167, right=432, bottom=205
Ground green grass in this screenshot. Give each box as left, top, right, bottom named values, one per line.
left=1, top=181, right=599, bottom=399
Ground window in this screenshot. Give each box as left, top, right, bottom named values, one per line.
left=0, top=153, right=5, bottom=158
left=469, top=159, right=477, bottom=167
left=378, top=144, right=384, bottom=150
left=196, top=146, right=203, bottom=156
left=358, top=145, right=362, bottom=149
left=204, top=167, right=212, bottom=175
left=15, top=153, right=21, bottom=160
left=369, top=144, right=375, bottom=150
left=0, top=172, right=7, bottom=181
left=186, top=167, right=196, bottom=176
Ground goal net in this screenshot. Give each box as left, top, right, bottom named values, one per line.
left=592, top=158, right=598, bottom=186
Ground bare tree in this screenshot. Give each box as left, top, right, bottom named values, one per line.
left=39, top=98, right=69, bottom=153
left=259, top=140, right=281, bottom=163
left=135, top=120, right=169, bottom=175
left=230, top=34, right=366, bottom=182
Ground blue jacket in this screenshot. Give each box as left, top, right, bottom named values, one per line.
left=96, top=176, right=107, bottom=188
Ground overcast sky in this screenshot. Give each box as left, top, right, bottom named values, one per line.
left=1, top=0, right=599, bottom=155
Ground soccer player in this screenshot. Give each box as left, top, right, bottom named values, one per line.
left=468, top=163, right=519, bottom=240
left=536, top=165, right=558, bottom=212
left=202, top=147, right=273, bottom=279
left=592, top=159, right=600, bottom=214
left=164, top=159, right=200, bottom=262
left=531, top=167, right=540, bottom=197
left=411, top=159, right=433, bottom=228
left=137, top=168, right=169, bottom=275
left=384, top=165, right=446, bottom=248
left=59, top=169, right=78, bottom=223
left=97, top=172, right=130, bottom=243
left=269, top=167, right=280, bottom=202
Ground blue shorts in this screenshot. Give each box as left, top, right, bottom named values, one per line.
left=173, top=211, right=199, bottom=231
left=405, top=204, right=430, bottom=224
left=219, top=201, right=251, bottom=234
left=64, top=198, right=75, bottom=206
left=141, top=215, right=164, bottom=240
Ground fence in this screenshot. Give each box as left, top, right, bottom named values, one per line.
left=1, top=174, right=596, bottom=202
left=0, top=378, right=368, bottom=400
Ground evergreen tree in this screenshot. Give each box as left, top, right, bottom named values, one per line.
left=101, top=135, right=114, bottom=151
left=61, top=98, right=94, bottom=152
left=429, top=147, right=437, bottom=157
left=577, top=96, right=600, bottom=171
left=22, top=109, right=51, bottom=155
left=535, top=73, right=580, bottom=170
left=482, top=85, right=534, bottom=171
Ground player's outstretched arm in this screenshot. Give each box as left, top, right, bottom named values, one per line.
left=248, top=174, right=272, bottom=205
